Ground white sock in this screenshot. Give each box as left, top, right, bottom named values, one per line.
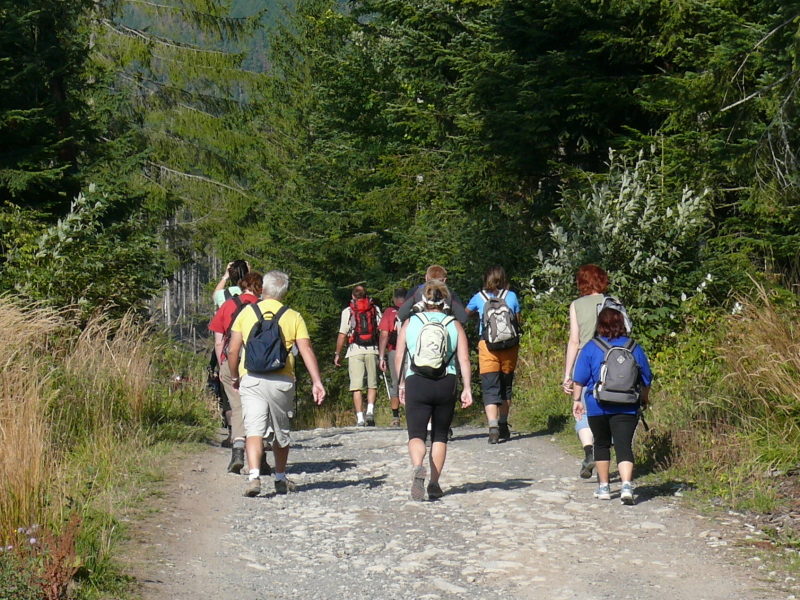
left=356, top=411, right=365, bottom=423
left=249, top=468, right=260, bottom=481
left=366, top=404, right=374, bottom=415
left=426, top=421, right=432, bottom=431
left=274, top=472, right=287, bottom=481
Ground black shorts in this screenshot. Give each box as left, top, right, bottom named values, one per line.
left=405, top=374, right=457, bottom=443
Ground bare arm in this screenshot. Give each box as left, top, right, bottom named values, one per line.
left=227, top=331, right=243, bottom=387
left=454, top=320, right=473, bottom=408
left=378, top=330, right=389, bottom=372
left=571, top=382, right=585, bottom=420
left=214, top=261, right=233, bottom=294
left=563, top=302, right=580, bottom=393
left=639, top=385, right=650, bottom=409
left=296, top=338, right=326, bottom=405
left=214, top=332, right=225, bottom=365
left=394, top=321, right=408, bottom=405
left=334, top=332, right=347, bottom=367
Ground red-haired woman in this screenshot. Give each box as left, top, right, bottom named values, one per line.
left=562, top=264, right=609, bottom=478
left=571, top=307, right=652, bottom=504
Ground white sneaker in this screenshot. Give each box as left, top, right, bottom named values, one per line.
left=593, top=484, right=611, bottom=500
left=620, top=482, right=635, bottom=505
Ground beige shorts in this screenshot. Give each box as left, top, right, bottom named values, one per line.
left=239, top=374, right=295, bottom=448
left=348, top=353, right=378, bottom=391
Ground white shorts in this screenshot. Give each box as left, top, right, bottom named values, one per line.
left=239, top=374, right=295, bottom=447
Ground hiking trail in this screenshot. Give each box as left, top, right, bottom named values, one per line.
left=126, top=426, right=796, bottom=600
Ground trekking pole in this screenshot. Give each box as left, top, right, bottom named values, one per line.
left=382, top=370, right=391, bottom=400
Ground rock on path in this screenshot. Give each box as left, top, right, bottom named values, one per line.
left=130, top=426, right=794, bottom=600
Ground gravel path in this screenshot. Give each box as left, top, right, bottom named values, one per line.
left=130, top=426, right=796, bottom=600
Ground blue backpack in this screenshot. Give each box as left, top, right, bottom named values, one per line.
left=243, top=304, right=289, bottom=374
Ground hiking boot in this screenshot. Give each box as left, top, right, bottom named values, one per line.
left=427, top=481, right=443, bottom=500
left=620, top=482, right=635, bottom=505
left=410, top=465, right=426, bottom=501
left=579, top=456, right=595, bottom=479
left=593, top=484, right=611, bottom=500
left=498, top=422, right=511, bottom=440
left=243, top=478, right=261, bottom=497
left=487, top=427, right=500, bottom=445
left=227, top=448, right=245, bottom=474
left=391, top=417, right=401, bottom=427
left=356, top=419, right=366, bottom=427
left=365, top=413, right=376, bottom=427
left=274, top=478, right=297, bottom=495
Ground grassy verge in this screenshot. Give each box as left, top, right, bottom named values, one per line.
left=0, top=297, right=216, bottom=600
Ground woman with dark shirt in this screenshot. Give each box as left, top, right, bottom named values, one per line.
left=571, top=307, right=652, bottom=505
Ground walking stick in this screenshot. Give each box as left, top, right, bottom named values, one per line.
left=382, top=370, right=392, bottom=400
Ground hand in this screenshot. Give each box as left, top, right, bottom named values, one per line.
left=460, top=389, right=473, bottom=409
left=312, top=381, right=325, bottom=405
left=224, top=261, right=234, bottom=278
left=334, top=353, right=341, bottom=367
left=562, top=378, right=573, bottom=394
left=572, top=399, right=584, bottom=420
left=232, top=377, right=240, bottom=390
left=398, top=386, right=406, bottom=405
left=379, top=357, right=387, bottom=372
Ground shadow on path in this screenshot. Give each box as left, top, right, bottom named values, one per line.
left=290, top=459, right=357, bottom=474
left=299, top=474, right=387, bottom=493
left=446, top=478, right=534, bottom=496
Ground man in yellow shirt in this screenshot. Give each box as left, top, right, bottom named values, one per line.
left=228, top=270, right=325, bottom=497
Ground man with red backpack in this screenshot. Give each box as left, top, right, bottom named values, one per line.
left=335, top=285, right=381, bottom=426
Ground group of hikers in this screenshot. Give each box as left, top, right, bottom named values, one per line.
left=207, top=262, right=652, bottom=505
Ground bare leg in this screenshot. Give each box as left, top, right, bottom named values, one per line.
left=577, top=426, right=594, bottom=446
left=353, top=390, right=363, bottom=413
left=408, top=438, right=426, bottom=467
left=428, top=441, right=447, bottom=483
left=618, top=460, right=633, bottom=483
left=499, top=399, right=510, bottom=420
left=245, top=436, right=263, bottom=472
left=596, top=460, right=610, bottom=484
left=367, top=387, right=377, bottom=405
left=484, top=404, right=499, bottom=422
left=272, top=441, right=289, bottom=474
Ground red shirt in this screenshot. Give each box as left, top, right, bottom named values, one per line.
left=378, top=306, right=400, bottom=352
left=208, top=293, right=259, bottom=360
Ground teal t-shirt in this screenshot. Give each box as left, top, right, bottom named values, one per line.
left=213, top=286, right=242, bottom=308
left=404, top=312, right=459, bottom=378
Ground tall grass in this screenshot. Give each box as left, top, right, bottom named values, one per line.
left=0, top=296, right=216, bottom=599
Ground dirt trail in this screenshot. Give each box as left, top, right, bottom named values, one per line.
left=126, top=426, right=796, bottom=600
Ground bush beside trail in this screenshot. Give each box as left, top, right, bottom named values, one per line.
left=0, top=296, right=217, bottom=600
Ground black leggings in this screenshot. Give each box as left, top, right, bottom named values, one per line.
left=588, top=413, right=638, bottom=463
left=405, top=374, right=457, bottom=443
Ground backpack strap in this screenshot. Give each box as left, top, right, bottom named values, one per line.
left=224, top=288, right=232, bottom=301
left=592, top=336, right=611, bottom=352
left=251, top=302, right=264, bottom=323
left=498, top=289, right=508, bottom=300
left=272, top=304, right=289, bottom=324
left=623, top=338, right=637, bottom=352
left=414, top=312, right=430, bottom=325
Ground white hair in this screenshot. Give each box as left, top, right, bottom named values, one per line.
left=262, top=270, right=289, bottom=300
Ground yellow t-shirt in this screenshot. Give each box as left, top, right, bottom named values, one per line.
left=231, top=299, right=310, bottom=378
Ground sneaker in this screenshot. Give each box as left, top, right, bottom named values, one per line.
left=410, top=465, right=426, bottom=501
left=390, top=417, right=401, bottom=427
left=487, top=427, right=500, bottom=445
left=243, top=478, right=261, bottom=497
left=579, top=456, right=595, bottom=479
left=365, top=413, right=376, bottom=427
left=274, top=478, right=297, bottom=495
left=498, top=422, right=511, bottom=440
left=356, top=420, right=366, bottom=427
left=620, top=482, right=635, bottom=505
left=593, top=484, right=611, bottom=500
left=227, top=448, right=245, bottom=474
left=427, top=481, right=443, bottom=500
